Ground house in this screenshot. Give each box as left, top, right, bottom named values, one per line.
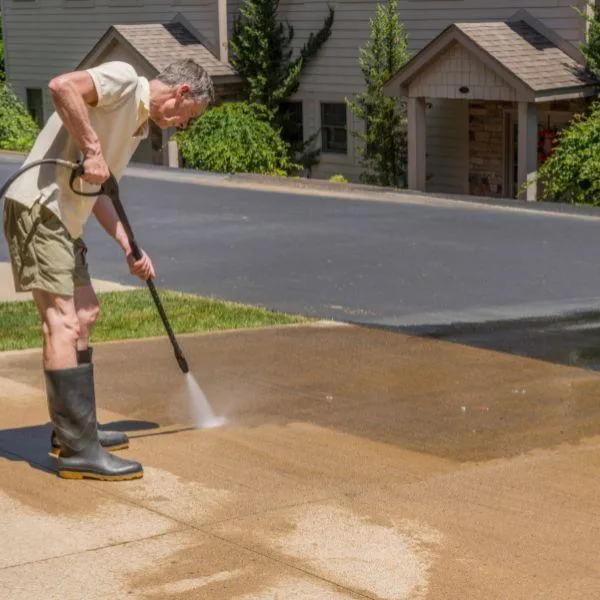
left=1, top=0, right=596, bottom=196
left=384, top=8, right=598, bottom=200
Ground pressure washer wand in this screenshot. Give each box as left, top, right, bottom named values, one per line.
left=70, top=166, right=190, bottom=374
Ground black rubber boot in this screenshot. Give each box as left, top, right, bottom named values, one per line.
left=45, top=364, right=143, bottom=481
left=49, top=347, right=129, bottom=455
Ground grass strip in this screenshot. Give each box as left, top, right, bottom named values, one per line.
left=0, top=289, right=310, bottom=351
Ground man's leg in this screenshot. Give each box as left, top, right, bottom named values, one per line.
left=4, top=201, right=141, bottom=480
left=71, top=280, right=129, bottom=452
left=74, top=283, right=99, bottom=355
left=32, top=290, right=79, bottom=371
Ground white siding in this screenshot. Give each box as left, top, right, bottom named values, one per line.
left=426, top=99, right=469, bottom=194
left=410, top=43, right=517, bottom=102
left=3, top=0, right=217, bottom=113
left=277, top=0, right=587, bottom=98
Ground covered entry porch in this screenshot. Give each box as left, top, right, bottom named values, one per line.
left=385, top=10, right=597, bottom=200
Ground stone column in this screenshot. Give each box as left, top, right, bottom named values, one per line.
left=407, top=97, right=427, bottom=191
left=518, top=101, right=538, bottom=201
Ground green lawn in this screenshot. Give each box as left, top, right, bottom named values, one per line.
left=0, top=289, right=310, bottom=351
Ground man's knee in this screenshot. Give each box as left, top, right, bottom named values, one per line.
left=78, top=303, right=100, bottom=330
left=43, top=311, right=81, bottom=344
left=37, top=294, right=81, bottom=346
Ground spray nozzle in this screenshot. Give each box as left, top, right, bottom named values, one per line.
left=176, top=354, right=190, bottom=374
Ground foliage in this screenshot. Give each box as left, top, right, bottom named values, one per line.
left=579, top=2, right=600, bottom=79
left=0, top=12, right=38, bottom=151
left=0, top=80, right=39, bottom=152
left=175, top=102, right=298, bottom=176
left=328, top=174, right=348, bottom=183
left=536, top=101, right=600, bottom=204
left=347, top=0, right=410, bottom=187
left=230, top=0, right=334, bottom=168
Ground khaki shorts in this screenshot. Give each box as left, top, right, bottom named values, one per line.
left=3, top=198, right=91, bottom=296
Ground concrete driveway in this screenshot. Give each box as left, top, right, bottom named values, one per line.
left=1, top=324, right=599, bottom=599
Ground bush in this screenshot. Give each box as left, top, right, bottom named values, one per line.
left=0, top=81, right=38, bottom=152
left=536, top=101, right=600, bottom=205
left=176, top=102, right=298, bottom=176
left=328, top=174, right=348, bottom=183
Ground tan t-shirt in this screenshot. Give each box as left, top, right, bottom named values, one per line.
left=6, top=61, right=150, bottom=239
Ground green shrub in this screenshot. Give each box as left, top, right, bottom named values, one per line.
left=0, top=81, right=38, bottom=152
left=536, top=101, right=600, bottom=205
left=328, top=174, right=348, bottom=183
left=176, top=102, right=298, bottom=175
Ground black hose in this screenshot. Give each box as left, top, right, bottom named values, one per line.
left=1, top=158, right=190, bottom=374
left=0, top=158, right=79, bottom=201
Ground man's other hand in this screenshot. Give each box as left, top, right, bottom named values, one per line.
left=126, top=249, right=155, bottom=281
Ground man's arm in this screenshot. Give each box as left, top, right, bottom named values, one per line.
left=48, top=70, right=109, bottom=185
left=92, top=195, right=155, bottom=281
left=92, top=195, right=130, bottom=254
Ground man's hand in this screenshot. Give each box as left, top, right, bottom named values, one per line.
left=126, top=249, right=155, bottom=281
left=82, top=151, right=110, bottom=185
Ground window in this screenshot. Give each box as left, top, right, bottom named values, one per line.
left=321, top=103, right=347, bottom=154
left=26, top=88, right=44, bottom=128
left=280, top=101, right=304, bottom=147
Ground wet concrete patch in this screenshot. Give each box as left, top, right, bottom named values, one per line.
left=354, top=440, right=600, bottom=600
left=87, top=422, right=454, bottom=530
left=1, top=325, right=600, bottom=462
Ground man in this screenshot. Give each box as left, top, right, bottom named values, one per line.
left=3, top=59, right=214, bottom=481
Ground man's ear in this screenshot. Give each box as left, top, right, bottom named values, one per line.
left=178, top=83, right=191, bottom=97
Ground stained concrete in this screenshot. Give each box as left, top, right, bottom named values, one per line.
left=0, top=324, right=599, bottom=598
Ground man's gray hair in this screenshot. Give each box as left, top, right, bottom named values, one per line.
left=156, top=59, right=215, bottom=105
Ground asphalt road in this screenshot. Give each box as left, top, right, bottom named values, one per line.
left=4, top=156, right=600, bottom=367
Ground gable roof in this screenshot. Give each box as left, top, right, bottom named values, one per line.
left=386, top=17, right=598, bottom=102
left=79, top=19, right=240, bottom=82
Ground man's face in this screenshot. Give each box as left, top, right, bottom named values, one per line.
left=151, top=84, right=208, bottom=130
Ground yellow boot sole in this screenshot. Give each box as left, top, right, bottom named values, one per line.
left=49, top=443, right=129, bottom=458
left=58, top=469, right=143, bottom=481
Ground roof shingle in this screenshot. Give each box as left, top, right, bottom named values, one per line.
left=455, top=20, right=596, bottom=92
left=114, top=23, right=237, bottom=78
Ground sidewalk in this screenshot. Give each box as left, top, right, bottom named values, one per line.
left=1, top=315, right=600, bottom=598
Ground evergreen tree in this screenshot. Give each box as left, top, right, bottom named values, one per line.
left=229, top=0, right=334, bottom=169
left=230, top=0, right=334, bottom=116
left=347, top=0, right=410, bottom=187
